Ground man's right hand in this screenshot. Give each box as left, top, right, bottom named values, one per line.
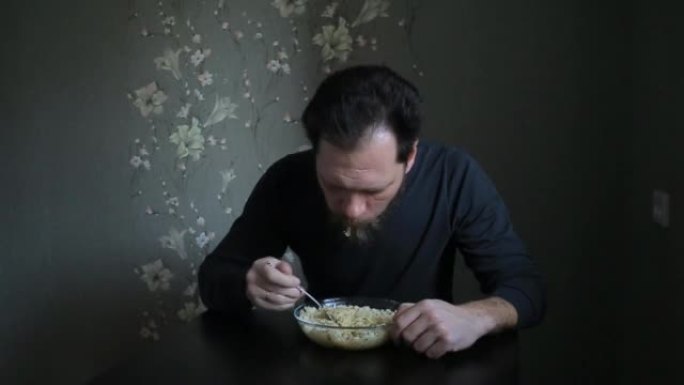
left=245, top=256, right=303, bottom=310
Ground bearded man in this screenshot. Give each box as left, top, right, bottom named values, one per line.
left=199, top=65, right=546, bottom=359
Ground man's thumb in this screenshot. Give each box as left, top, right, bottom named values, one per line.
left=275, top=260, right=294, bottom=276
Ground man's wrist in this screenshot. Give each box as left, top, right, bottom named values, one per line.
left=460, top=297, right=518, bottom=336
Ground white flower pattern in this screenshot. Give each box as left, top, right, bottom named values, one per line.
left=271, top=0, right=307, bottom=18
left=321, top=2, right=338, bottom=18
left=154, top=49, right=183, bottom=80
left=190, top=49, right=211, bottom=67
left=197, top=70, right=213, bottom=86
left=195, top=231, right=215, bottom=249
left=159, top=227, right=188, bottom=260
left=312, top=18, right=353, bottom=62
left=127, top=0, right=421, bottom=341
left=352, top=0, right=390, bottom=27
left=204, top=95, right=238, bottom=127
left=177, top=301, right=207, bottom=322
left=138, top=259, right=173, bottom=291
left=140, top=319, right=160, bottom=341
left=130, top=155, right=143, bottom=168
left=176, top=103, right=191, bottom=119
left=131, top=82, right=168, bottom=117
left=220, top=169, right=237, bottom=193
left=161, top=16, right=176, bottom=27
left=169, top=118, right=205, bottom=161
left=183, top=283, right=198, bottom=297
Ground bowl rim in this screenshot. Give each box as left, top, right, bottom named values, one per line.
left=292, top=296, right=400, bottom=330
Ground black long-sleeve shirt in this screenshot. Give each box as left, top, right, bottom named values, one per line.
left=199, top=141, right=546, bottom=328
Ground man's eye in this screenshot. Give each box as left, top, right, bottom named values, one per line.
left=364, top=189, right=384, bottom=197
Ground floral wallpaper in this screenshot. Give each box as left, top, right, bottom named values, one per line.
left=125, top=0, right=423, bottom=341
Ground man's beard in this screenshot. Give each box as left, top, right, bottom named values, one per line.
left=330, top=214, right=381, bottom=244
left=327, top=175, right=408, bottom=244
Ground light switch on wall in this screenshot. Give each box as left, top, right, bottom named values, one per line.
left=653, top=190, right=670, bottom=228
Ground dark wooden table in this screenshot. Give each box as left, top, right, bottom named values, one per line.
left=89, top=310, right=520, bottom=384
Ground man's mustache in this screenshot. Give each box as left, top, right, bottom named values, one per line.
left=329, top=213, right=381, bottom=243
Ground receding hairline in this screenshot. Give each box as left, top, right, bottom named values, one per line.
left=318, top=120, right=398, bottom=153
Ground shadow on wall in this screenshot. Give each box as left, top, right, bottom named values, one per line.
left=1, top=275, right=145, bottom=384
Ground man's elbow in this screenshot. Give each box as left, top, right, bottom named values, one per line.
left=494, top=276, right=546, bottom=329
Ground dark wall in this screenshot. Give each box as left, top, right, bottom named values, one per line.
left=0, top=1, right=156, bottom=383
left=620, top=1, right=684, bottom=383
left=410, top=1, right=630, bottom=382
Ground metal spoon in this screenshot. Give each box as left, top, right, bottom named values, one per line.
left=264, top=261, right=340, bottom=325
left=298, top=286, right=323, bottom=308
left=298, top=286, right=340, bottom=325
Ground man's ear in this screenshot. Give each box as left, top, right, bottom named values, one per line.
left=405, top=140, right=419, bottom=174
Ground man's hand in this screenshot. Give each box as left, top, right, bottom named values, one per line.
left=245, top=257, right=303, bottom=310
left=390, top=297, right=517, bottom=359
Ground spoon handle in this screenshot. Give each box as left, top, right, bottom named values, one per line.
left=264, top=261, right=322, bottom=308
left=298, top=286, right=323, bottom=308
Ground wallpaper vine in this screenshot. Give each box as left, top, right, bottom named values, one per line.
left=126, top=0, right=423, bottom=340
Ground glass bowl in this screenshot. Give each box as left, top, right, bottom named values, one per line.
left=293, top=297, right=400, bottom=350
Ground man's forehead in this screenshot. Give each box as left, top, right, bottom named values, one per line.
left=319, top=167, right=392, bottom=191
left=316, top=140, right=402, bottom=189
left=317, top=130, right=398, bottom=165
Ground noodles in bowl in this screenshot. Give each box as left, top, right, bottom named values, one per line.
left=293, top=297, right=399, bottom=350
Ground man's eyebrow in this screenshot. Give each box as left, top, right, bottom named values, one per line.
left=320, top=176, right=394, bottom=193
left=361, top=180, right=393, bottom=193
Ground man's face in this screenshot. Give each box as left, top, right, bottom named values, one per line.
left=315, top=128, right=417, bottom=241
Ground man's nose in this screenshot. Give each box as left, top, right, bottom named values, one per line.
left=342, top=194, right=366, bottom=220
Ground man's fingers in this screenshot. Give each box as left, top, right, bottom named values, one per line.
left=412, top=328, right=438, bottom=353
left=254, top=280, right=302, bottom=300
left=425, top=340, right=450, bottom=359
left=260, top=260, right=300, bottom=287
left=262, top=291, right=296, bottom=306
left=394, top=302, right=415, bottom=317
left=248, top=286, right=297, bottom=310
left=397, top=313, right=431, bottom=345
left=245, top=256, right=305, bottom=311
left=275, top=261, right=293, bottom=275
left=391, top=303, right=419, bottom=341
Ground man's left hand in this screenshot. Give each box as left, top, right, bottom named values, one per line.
left=390, top=299, right=492, bottom=359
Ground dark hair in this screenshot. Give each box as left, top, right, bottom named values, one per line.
left=302, top=65, right=422, bottom=163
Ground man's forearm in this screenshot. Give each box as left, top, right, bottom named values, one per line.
left=198, top=253, right=251, bottom=314
left=460, top=296, right=518, bottom=335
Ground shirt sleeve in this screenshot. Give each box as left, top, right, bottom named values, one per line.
left=198, top=162, right=288, bottom=316
left=450, top=153, right=547, bottom=328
